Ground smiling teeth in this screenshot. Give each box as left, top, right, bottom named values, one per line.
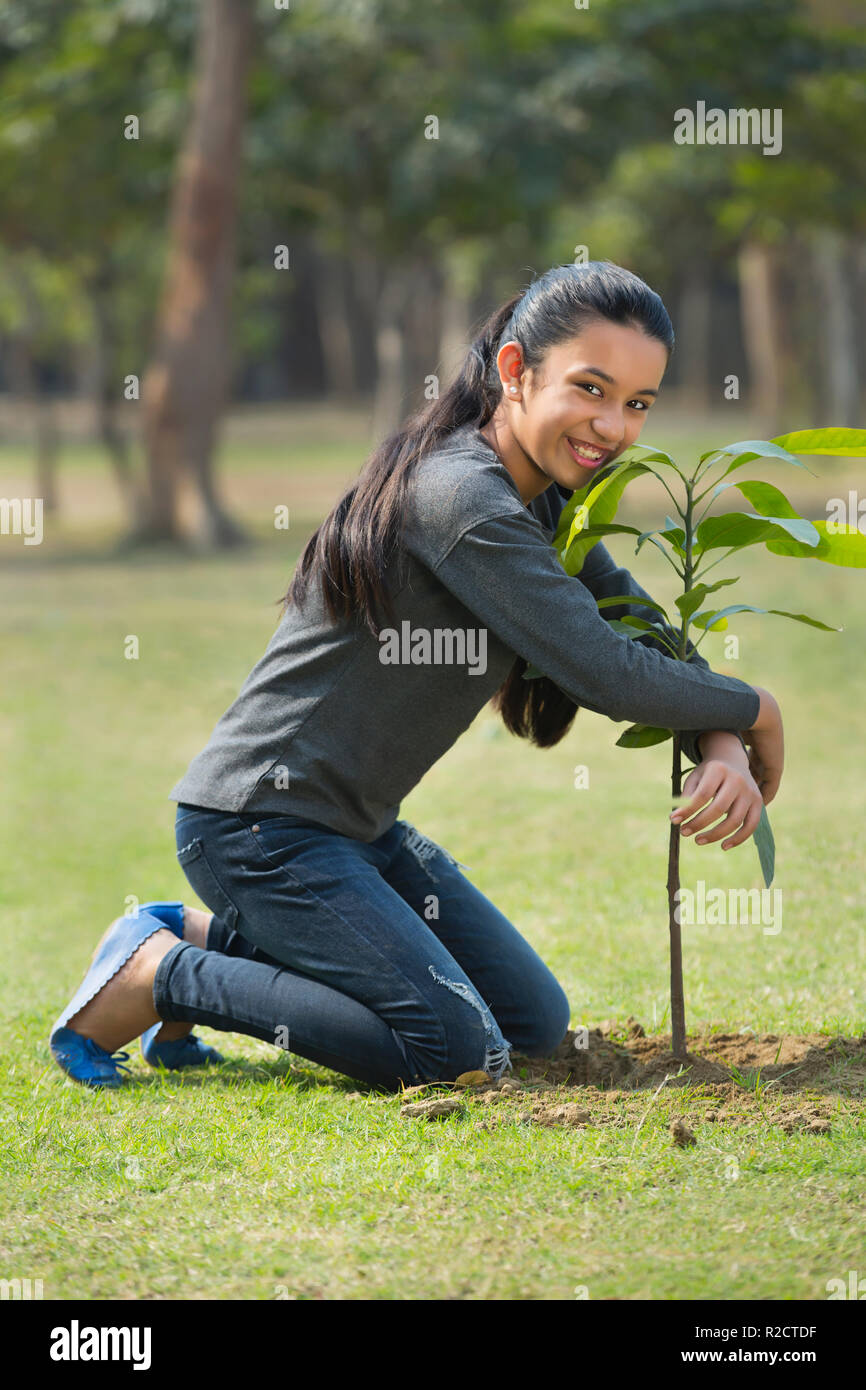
left=570, top=440, right=604, bottom=460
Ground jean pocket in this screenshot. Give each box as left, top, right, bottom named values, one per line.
left=176, top=837, right=240, bottom=930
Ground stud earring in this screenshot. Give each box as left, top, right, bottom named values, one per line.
left=509, top=386, right=519, bottom=395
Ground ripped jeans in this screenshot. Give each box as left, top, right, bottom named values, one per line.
left=154, top=804, right=571, bottom=1091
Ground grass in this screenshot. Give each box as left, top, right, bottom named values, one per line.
left=1, top=405, right=864, bottom=1300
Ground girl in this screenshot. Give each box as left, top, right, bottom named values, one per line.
left=49, top=261, right=783, bottom=1091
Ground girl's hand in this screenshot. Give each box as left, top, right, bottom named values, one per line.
left=670, top=731, right=764, bottom=851
left=742, top=685, right=785, bottom=805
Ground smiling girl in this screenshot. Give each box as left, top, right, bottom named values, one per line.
left=49, top=261, right=783, bottom=1090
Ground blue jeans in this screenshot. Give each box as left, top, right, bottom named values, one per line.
left=153, top=804, right=570, bottom=1091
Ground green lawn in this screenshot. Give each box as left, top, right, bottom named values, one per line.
left=1, top=412, right=864, bottom=1300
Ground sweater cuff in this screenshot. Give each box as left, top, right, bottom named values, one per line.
left=681, top=727, right=749, bottom=765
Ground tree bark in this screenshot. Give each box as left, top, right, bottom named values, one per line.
left=737, top=238, right=782, bottom=430
left=345, top=246, right=381, bottom=397
left=809, top=227, right=860, bottom=427
left=88, top=265, right=143, bottom=528
left=371, top=262, right=414, bottom=443
left=438, top=260, right=473, bottom=393
left=138, top=0, right=253, bottom=547
left=402, top=255, right=441, bottom=417
left=677, top=268, right=711, bottom=411
left=312, top=244, right=357, bottom=399
left=6, top=291, right=60, bottom=515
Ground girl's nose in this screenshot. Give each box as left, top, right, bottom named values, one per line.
left=590, top=414, right=623, bottom=446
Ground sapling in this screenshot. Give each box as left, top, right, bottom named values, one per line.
left=526, top=427, right=866, bottom=1059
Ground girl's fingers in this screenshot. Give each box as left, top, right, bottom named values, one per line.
left=720, top=801, right=763, bottom=850
left=677, top=804, right=723, bottom=836
left=690, top=797, right=753, bottom=847
left=671, top=766, right=725, bottom=823
left=673, top=772, right=738, bottom=836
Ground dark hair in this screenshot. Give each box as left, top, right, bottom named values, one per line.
left=286, top=260, right=674, bottom=747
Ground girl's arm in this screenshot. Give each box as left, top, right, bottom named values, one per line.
left=575, top=540, right=739, bottom=765
left=418, top=508, right=761, bottom=741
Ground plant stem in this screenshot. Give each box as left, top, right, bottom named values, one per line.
left=668, top=730, right=687, bottom=1060
left=667, top=478, right=696, bottom=1061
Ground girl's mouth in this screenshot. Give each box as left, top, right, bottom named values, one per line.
left=566, top=436, right=612, bottom=469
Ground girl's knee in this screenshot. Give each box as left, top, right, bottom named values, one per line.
left=515, top=983, right=571, bottom=1058
left=407, top=1008, right=510, bottom=1085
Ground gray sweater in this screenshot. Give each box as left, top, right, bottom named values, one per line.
left=170, top=423, right=760, bottom=840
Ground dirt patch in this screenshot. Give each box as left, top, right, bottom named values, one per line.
left=397, top=1025, right=865, bottom=1132
left=510, top=1026, right=866, bottom=1096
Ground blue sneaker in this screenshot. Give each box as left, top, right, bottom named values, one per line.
left=140, top=1027, right=224, bottom=1070
left=49, top=903, right=184, bottom=1089
left=48, top=1029, right=133, bottom=1089
left=135, top=902, right=224, bottom=1069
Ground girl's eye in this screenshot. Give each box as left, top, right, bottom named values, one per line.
left=577, top=382, right=651, bottom=411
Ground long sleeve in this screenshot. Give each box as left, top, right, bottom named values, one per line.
left=422, top=509, right=761, bottom=744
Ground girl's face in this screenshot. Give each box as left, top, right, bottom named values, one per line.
left=487, top=319, right=669, bottom=501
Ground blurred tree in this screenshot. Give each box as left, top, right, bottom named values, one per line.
left=139, top=0, right=254, bottom=545
left=0, top=0, right=192, bottom=524
left=250, top=0, right=609, bottom=436
left=0, top=251, right=86, bottom=510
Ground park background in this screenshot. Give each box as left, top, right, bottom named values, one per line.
left=1, top=0, right=865, bottom=1301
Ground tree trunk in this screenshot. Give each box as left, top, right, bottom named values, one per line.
left=345, top=246, right=381, bottom=397
left=371, top=262, right=414, bottom=443
left=7, top=338, right=59, bottom=514
left=809, top=227, right=859, bottom=427
left=737, top=238, right=782, bottom=430
left=88, top=266, right=143, bottom=528
left=138, top=0, right=253, bottom=547
left=312, top=244, right=357, bottom=399
left=402, top=255, right=441, bottom=417
left=438, top=261, right=473, bottom=392
left=677, top=268, right=711, bottom=411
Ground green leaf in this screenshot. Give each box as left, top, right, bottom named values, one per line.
left=636, top=516, right=686, bottom=556
left=694, top=511, right=819, bottom=554
left=615, top=724, right=674, bottom=748
left=753, top=804, right=775, bottom=888
left=565, top=522, right=643, bottom=543
left=771, top=428, right=866, bottom=457
left=607, top=617, right=658, bottom=635
left=692, top=602, right=841, bottom=633
left=613, top=443, right=683, bottom=474
left=674, top=577, right=739, bottom=621
left=557, top=461, right=653, bottom=575
left=765, top=519, right=866, bottom=568
left=595, top=593, right=671, bottom=620
left=733, top=479, right=803, bottom=520
left=606, top=616, right=680, bottom=658
left=700, top=438, right=817, bottom=478
left=636, top=531, right=685, bottom=567
left=691, top=610, right=729, bottom=631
